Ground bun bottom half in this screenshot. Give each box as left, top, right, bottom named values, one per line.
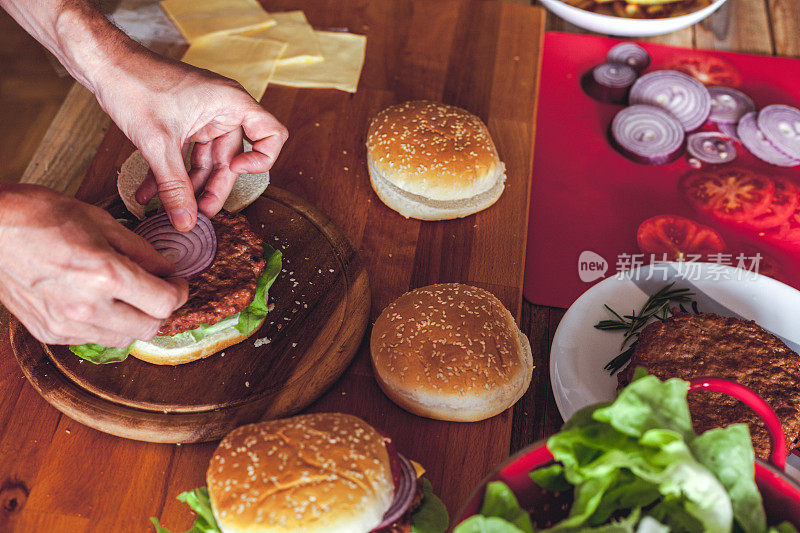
left=130, top=317, right=266, bottom=365
left=373, top=329, right=533, bottom=422
left=367, top=155, right=506, bottom=221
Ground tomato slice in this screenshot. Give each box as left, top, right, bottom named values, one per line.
left=680, top=168, right=775, bottom=223
left=761, top=204, right=800, bottom=246
left=742, top=176, right=800, bottom=230
left=664, top=55, right=741, bottom=87
left=637, top=214, right=727, bottom=261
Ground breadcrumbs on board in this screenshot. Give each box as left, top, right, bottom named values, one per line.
left=245, top=381, right=250, bottom=388
left=253, top=337, right=271, bottom=347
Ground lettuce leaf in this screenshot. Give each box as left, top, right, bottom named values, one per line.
left=150, top=487, right=220, bottom=533
left=69, top=342, right=133, bottom=364
left=454, top=516, right=528, bottom=533
left=70, top=245, right=281, bottom=364
left=235, top=246, right=282, bottom=334
left=412, top=477, right=449, bottom=533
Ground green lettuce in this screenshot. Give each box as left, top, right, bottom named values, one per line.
left=70, top=246, right=281, bottom=364
left=460, top=372, right=780, bottom=533
left=412, top=477, right=449, bottom=533
left=151, top=487, right=221, bottom=533
left=234, top=246, right=282, bottom=334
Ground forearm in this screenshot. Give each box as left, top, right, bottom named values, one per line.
left=0, top=0, right=146, bottom=94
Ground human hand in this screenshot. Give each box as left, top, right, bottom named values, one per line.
left=0, top=184, right=189, bottom=347
left=94, top=52, right=288, bottom=231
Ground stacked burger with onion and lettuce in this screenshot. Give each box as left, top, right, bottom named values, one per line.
left=70, top=210, right=281, bottom=365
left=151, top=413, right=449, bottom=533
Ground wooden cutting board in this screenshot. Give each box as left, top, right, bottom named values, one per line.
left=10, top=188, right=369, bottom=443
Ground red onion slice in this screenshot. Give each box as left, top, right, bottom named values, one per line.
left=686, top=132, right=737, bottom=164
left=757, top=104, right=800, bottom=161
left=611, top=105, right=685, bottom=165
left=707, top=86, right=755, bottom=124
left=372, top=453, right=417, bottom=531
left=717, top=121, right=740, bottom=141
left=581, top=62, right=638, bottom=104
left=134, top=212, right=217, bottom=278
left=738, top=111, right=800, bottom=167
left=629, top=70, right=711, bottom=132
left=606, top=42, right=651, bottom=72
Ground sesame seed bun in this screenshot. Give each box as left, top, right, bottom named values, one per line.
left=366, top=101, right=506, bottom=220
left=370, top=284, right=533, bottom=422
left=206, top=413, right=394, bottom=533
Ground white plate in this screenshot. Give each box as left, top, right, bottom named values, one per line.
left=550, top=262, right=800, bottom=422
left=538, top=0, right=727, bottom=37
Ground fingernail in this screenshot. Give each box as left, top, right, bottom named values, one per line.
left=169, top=209, right=193, bottom=231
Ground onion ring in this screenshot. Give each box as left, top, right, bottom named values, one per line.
left=372, top=452, right=417, bottom=531
left=757, top=104, right=800, bottom=162
left=717, top=121, right=740, bottom=141
left=581, top=62, right=638, bottom=104
left=707, top=86, right=755, bottom=124
left=610, top=105, right=686, bottom=165
left=606, top=42, right=651, bottom=72
left=134, top=212, right=217, bottom=278
left=686, top=132, right=737, bottom=164
left=629, top=70, right=711, bottom=132
left=738, top=111, right=800, bottom=167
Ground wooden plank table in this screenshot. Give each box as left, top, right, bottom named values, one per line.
left=0, top=1, right=798, bottom=532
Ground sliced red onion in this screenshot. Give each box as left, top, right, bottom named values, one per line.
left=610, top=105, right=685, bottom=165
left=629, top=70, right=711, bottom=132
left=738, top=111, right=800, bottom=167
left=134, top=212, right=217, bottom=278
left=606, top=42, right=651, bottom=72
left=372, top=453, right=417, bottom=531
left=708, top=86, right=755, bottom=124
left=717, top=121, right=740, bottom=141
left=686, top=132, right=737, bottom=164
left=757, top=104, right=800, bottom=161
left=581, top=62, right=638, bottom=104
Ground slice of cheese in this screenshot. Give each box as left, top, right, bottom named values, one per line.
left=160, top=0, right=276, bottom=42
left=182, top=34, right=286, bottom=101
left=242, top=11, right=323, bottom=66
left=270, top=31, right=367, bottom=93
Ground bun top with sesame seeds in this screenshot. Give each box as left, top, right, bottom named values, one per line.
left=370, top=283, right=533, bottom=423
left=206, top=413, right=394, bottom=533
left=366, top=101, right=503, bottom=201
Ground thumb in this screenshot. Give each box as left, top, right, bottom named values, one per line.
left=140, top=142, right=197, bottom=231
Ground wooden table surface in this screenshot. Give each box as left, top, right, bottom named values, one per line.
left=1, top=0, right=799, bottom=531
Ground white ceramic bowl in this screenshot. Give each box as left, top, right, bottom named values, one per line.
left=539, top=0, right=728, bottom=37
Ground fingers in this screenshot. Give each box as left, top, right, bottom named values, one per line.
left=110, top=256, right=189, bottom=321
left=135, top=169, right=158, bottom=205
left=98, top=216, right=175, bottom=277
left=188, top=141, right=214, bottom=194
left=197, top=129, right=244, bottom=217
left=231, top=106, right=288, bottom=174
left=84, top=299, right=167, bottom=342
left=139, top=140, right=197, bottom=231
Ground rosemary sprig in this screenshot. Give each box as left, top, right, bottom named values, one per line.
left=596, top=283, right=698, bottom=374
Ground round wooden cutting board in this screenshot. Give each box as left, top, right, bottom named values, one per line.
left=10, top=187, right=370, bottom=443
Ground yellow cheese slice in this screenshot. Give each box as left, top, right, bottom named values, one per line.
left=270, top=31, right=367, bottom=93
left=182, top=34, right=287, bottom=101
left=160, top=0, right=276, bottom=42
left=410, top=460, right=426, bottom=478
left=242, top=11, right=323, bottom=66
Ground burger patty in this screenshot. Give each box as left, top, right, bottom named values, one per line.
left=619, top=312, right=800, bottom=459
left=157, top=211, right=266, bottom=336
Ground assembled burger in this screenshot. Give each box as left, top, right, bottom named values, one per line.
left=70, top=210, right=281, bottom=365
left=151, top=413, right=449, bottom=533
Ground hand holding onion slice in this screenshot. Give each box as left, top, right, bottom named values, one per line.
left=581, top=62, right=638, bottom=104
left=629, top=70, right=711, bottom=132
left=611, top=105, right=685, bottom=165
left=606, top=42, right=651, bottom=72
left=686, top=132, right=737, bottom=164
left=134, top=212, right=217, bottom=279
left=371, top=452, right=417, bottom=531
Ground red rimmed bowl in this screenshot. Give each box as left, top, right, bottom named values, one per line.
left=457, top=378, right=800, bottom=528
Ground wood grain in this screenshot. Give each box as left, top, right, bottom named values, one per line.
left=10, top=189, right=370, bottom=442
